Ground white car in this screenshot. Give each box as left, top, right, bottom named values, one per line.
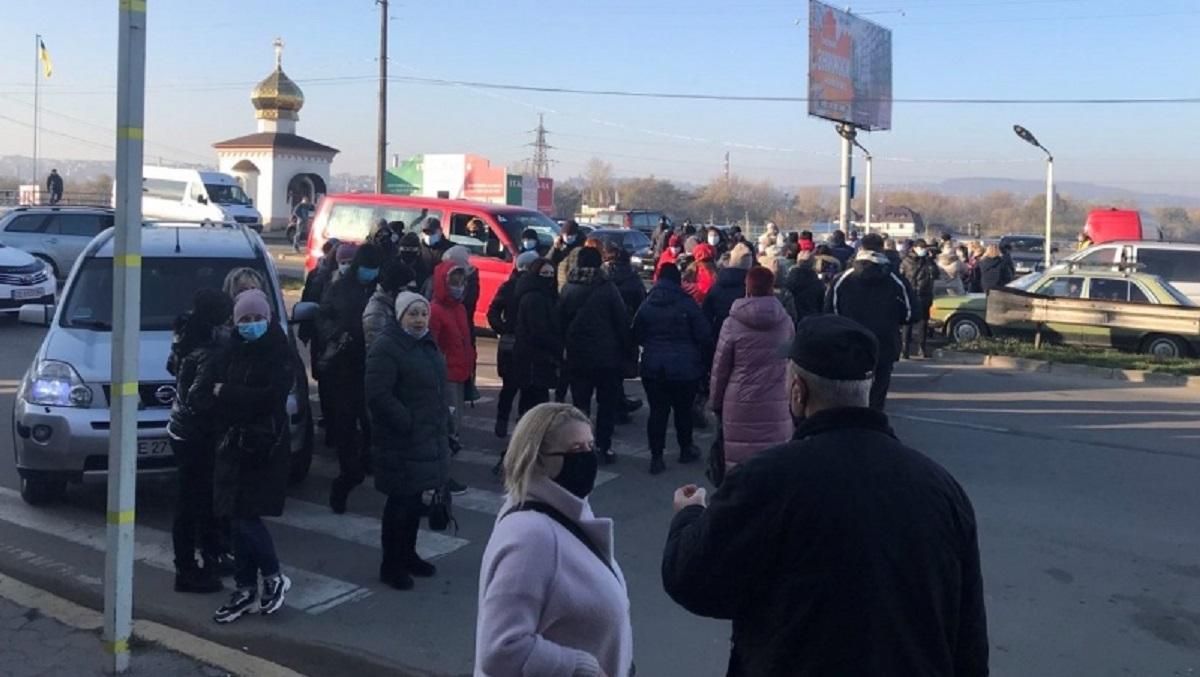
left=0, top=242, right=56, bottom=316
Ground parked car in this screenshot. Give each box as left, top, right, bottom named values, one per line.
left=1065, top=241, right=1200, bottom=305
left=304, top=194, right=561, bottom=329
left=930, top=265, right=1196, bottom=357
left=0, top=206, right=115, bottom=279
left=591, top=209, right=671, bottom=236
left=583, top=227, right=655, bottom=276
left=0, top=242, right=57, bottom=316
left=999, top=234, right=1058, bottom=275
left=12, top=222, right=314, bottom=505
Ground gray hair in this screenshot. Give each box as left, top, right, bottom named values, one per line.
left=791, top=362, right=872, bottom=410
left=502, top=403, right=592, bottom=504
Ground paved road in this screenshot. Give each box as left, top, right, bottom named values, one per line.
left=1, top=312, right=1198, bottom=676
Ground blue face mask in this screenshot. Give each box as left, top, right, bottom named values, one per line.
left=237, top=320, right=269, bottom=342
left=358, top=267, right=379, bottom=284
left=522, top=239, right=539, bottom=251
left=403, top=326, right=429, bottom=340
left=449, top=286, right=465, bottom=300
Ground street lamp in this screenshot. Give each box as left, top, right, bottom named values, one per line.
left=1013, top=124, right=1054, bottom=269
left=851, top=138, right=873, bottom=233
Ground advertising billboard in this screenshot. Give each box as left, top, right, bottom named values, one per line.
left=421, top=154, right=468, bottom=198
left=807, top=0, right=892, bottom=131
left=463, top=155, right=507, bottom=202
left=537, top=178, right=554, bottom=215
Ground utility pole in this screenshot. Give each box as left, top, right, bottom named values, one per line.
left=836, top=124, right=855, bottom=233
left=723, top=151, right=730, bottom=184
left=375, top=0, right=388, bottom=194
left=33, top=34, right=40, bottom=186
left=528, top=114, right=553, bottom=178
left=107, top=2, right=146, bottom=673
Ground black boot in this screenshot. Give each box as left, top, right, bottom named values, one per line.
left=202, top=553, right=236, bottom=579
left=679, top=444, right=701, bottom=464
left=329, top=479, right=350, bottom=515
left=174, top=565, right=223, bottom=594
left=649, top=453, right=666, bottom=475
left=622, top=397, right=643, bottom=414
left=599, top=447, right=617, bottom=465
left=406, top=554, right=437, bottom=578
left=379, top=563, right=414, bottom=590
left=494, top=418, right=508, bottom=438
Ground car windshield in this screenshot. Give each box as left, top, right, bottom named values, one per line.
left=60, top=257, right=275, bottom=331
left=1002, top=237, right=1044, bottom=254
left=1007, top=271, right=1044, bottom=291
left=495, top=211, right=561, bottom=248
left=204, top=183, right=251, bottom=206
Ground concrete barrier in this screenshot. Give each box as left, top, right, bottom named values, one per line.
left=933, top=350, right=1199, bottom=390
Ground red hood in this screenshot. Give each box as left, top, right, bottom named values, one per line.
left=693, top=243, right=716, bottom=263
left=432, top=260, right=465, bottom=306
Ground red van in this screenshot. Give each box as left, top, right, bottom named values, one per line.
left=1085, top=209, right=1163, bottom=245
left=305, top=194, right=561, bottom=328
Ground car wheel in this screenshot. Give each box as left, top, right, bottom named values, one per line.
left=1141, top=334, right=1189, bottom=359
left=33, top=255, right=60, bottom=281
left=288, top=414, right=314, bottom=485
left=947, top=315, right=988, bottom=343
left=19, top=472, right=67, bottom=506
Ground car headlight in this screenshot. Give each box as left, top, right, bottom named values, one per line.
left=23, top=360, right=93, bottom=407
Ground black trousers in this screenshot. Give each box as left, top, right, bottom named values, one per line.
left=903, top=297, right=933, bottom=357
left=518, top=387, right=549, bottom=416
left=170, top=436, right=224, bottom=571
left=642, top=378, right=699, bottom=456
left=497, top=379, right=520, bottom=424
left=869, top=357, right=895, bottom=411
left=569, top=368, right=622, bottom=451
left=328, top=371, right=370, bottom=493
left=231, top=517, right=280, bottom=590
left=381, top=493, right=423, bottom=574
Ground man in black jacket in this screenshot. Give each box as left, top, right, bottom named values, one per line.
left=825, top=248, right=912, bottom=410
left=662, top=316, right=989, bottom=677
left=900, top=238, right=939, bottom=359
left=558, top=247, right=630, bottom=463
left=487, top=251, right=539, bottom=438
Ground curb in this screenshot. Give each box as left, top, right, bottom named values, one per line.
left=0, top=573, right=307, bottom=677
left=934, top=350, right=1199, bottom=390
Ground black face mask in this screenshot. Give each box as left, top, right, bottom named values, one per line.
left=551, top=451, right=599, bottom=499
left=399, top=250, right=418, bottom=263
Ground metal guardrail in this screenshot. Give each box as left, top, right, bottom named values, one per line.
left=0, top=190, right=112, bottom=208
left=986, top=287, right=1200, bottom=336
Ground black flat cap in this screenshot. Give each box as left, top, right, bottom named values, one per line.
left=787, top=315, right=879, bottom=381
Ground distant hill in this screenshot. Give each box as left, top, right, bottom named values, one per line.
left=904, top=177, right=1200, bottom=209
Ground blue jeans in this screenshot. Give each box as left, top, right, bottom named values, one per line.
left=231, top=517, right=280, bottom=590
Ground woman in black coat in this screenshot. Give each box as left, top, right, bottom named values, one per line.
left=211, top=289, right=293, bottom=624
left=511, top=259, right=561, bottom=416
left=365, top=292, right=451, bottom=591
left=784, top=259, right=827, bottom=324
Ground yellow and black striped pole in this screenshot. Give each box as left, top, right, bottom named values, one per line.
left=105, top=0, right=146, bottom=672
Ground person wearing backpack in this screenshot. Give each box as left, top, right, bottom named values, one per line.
left=558, top=247, right=631, bottom=464
left=476, top=403, right=634, bottom=677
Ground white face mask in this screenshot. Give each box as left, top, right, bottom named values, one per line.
left=338, top=263, right=351, bottom=275
left=523, top=239, right=538, bottom=251
left=915, top=248, right=928, bottom=257
left=707, top=235, right=720, bottom=246
left=422, top=232, right=441, bottom=246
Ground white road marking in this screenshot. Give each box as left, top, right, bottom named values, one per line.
left=265, top=496, right=469, bottom=561
left=891, top=412, right=1011, bottom=434
left=0, top=487, right=369, bottom=615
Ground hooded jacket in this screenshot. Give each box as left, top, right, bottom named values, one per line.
left=606, top=260, right=647, bottom=321
left=317, top=265, right=374, bottom=377
left=978, top=255, right=1014, bottom=293
left=633, top=278, right=713, bottom=383
left=901, top=252, right=939, bottom=300
left=362, top=288, right=398, bottom=349
left=825, top=253, right=913, bottom=362
left=702, top=266, right=749, bottom=337
left=784, top=264, right=827, bottom=323
left=512, top=272, right=561, bottom=389
left=710, top=296, right=795, bottom=465
left=167, top=313, right=228, bottom=442
left=430, top=260, right=477, bottom=382
left=558, top=266, right=630, bottom=371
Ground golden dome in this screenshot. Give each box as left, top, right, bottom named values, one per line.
left=252, top=39, right=303, bottom=121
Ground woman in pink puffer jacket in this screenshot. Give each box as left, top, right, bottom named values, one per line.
left=710, top=266, right=796, bottom=468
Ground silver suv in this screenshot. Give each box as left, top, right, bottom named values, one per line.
left=0, top=205, right=114, bottom=280
left=12, top=222, right=314, bottom=505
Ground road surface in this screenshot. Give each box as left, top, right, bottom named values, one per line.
left=0, top=312, right=1198, bottom=676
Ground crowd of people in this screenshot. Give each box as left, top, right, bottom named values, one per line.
left=165, top=215, right=989, bottom=674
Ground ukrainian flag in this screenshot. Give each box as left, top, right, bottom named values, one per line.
left=38, top=39, right=52, bottom=79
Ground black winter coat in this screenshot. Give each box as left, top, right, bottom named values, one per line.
left=978, top=255, right=1014, bottom=293
left=663, top=408, right=989, bottom=677
left=512, top=274, right=561, bottom=389
left=783, top=265, right=826, bottom=322
left=702, top=267, right=749, bottom=337
left=825, top=259, right=913, bottom=362
left=317, top=271, right=373, bottom=379
left=558, top=268, right=630, bottom=372
left=606, top=261, right=647, bottom=322
left=298, top=260, right=335, bottom=345
left=633, top=279, right=712, bottom=383
left=167, top=315, right=227, bottom=442
left=365, top=325, right=451, bottom=497
left=418, top=238, right=453, bottom=280
left=487, top=271, right=521, bottom=380
left=212, top=323, right=292, bottom=519
left=829, top=242, right=856, bottom=267
left=901, top=253, right=939, bottom=300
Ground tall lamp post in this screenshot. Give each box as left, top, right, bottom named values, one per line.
left=851, top=138, right=873, bottom=233
left=1013, top=124, right=1054, bottom=269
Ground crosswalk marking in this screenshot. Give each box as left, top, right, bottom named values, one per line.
left=265, top=496, right=470, bottom=560
left=0, top=487, right=370, bottom=615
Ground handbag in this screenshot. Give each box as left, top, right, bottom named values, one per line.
left=317, top=331, right=355, bottom=374
left=705, top=420, right=726, bottom=488
left=427, top=485, right=457, bottom=533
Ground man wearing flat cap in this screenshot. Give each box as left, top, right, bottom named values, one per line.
left=661, top=315, right=989, bottom=677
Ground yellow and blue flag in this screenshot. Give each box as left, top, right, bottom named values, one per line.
left=38, top=39, right=53, bottom=78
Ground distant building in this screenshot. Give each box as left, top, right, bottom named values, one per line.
left=861, top=206, right=923, bottom=240
left=213, top=39, right=338, bottom=230
left=384, top=153, right=553, bottom=215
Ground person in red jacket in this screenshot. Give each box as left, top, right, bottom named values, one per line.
left=684, top=243, right=718, bottom=305
left=429, top=260, right=477, bottom=478
left=655, top=234, right=683, bottom=281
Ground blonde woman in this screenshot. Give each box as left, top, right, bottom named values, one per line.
left=475, top=403, right=634, bottom=677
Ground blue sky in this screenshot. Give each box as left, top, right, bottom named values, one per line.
left=1, top=0, right=1198, bottom=196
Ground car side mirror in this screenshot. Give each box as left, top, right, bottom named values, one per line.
left=247, top=198, right=254, bottom=206
left=19, top=304, right=53, bottom=327
left=291, top=301, right=319, bottom=323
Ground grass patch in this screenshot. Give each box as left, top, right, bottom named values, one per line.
left=953, top=338, right=1200, bottom=376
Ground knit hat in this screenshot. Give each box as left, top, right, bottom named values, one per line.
left=394, top=290, right=429, bottom=321
left=746, top=266, right=775, bottom=297
left=335, top=242, right=359, bottom=263
left=657, top=262, right=682, bottom=284
left=577, top=247, right=603, bottom=270
left=515, top=250, right=539, bottom=271
left=692, top=243, right=716, bottom=263
left=728, top=242, right=754, bottom=270
left=442, top=245, right=474, bottom=272
left=233, top=289, right=271, bottom=322
left=191, top=288, right=232, bottom=327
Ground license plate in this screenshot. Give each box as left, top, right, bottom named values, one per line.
left=136, top=439, right=171, bottom=457
left=11, top=288, right=42, bottom=300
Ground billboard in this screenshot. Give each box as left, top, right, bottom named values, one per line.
left=537, top=177, right=554, bottom=215
left=807, top=0, right=892, bottom=131
left=463, top=155, right=506, bottom=202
